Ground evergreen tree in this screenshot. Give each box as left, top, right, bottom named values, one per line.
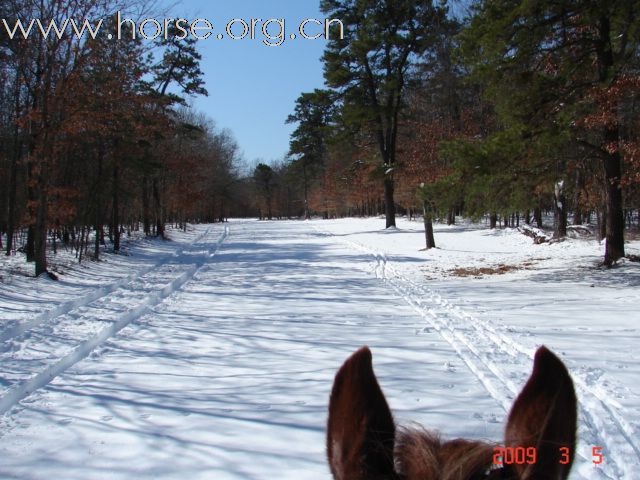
left=286, top=89, right=336, bottom=219
left=459, top=0, right=640, bottom=264
left=147, top=24, right=209, bottom=237
left=152, top=25, right=208, bottom=101
left=321, top=0, right=449, bottom=228
left=253, top=163, right=277, bottom=220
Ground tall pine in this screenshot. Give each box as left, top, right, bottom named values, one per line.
left=459, top=0, right=640, bottom=265
left=321, top=0, right=448, bottom=228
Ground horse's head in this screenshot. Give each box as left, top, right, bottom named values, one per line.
left=327, top=346, right=577, bottom=480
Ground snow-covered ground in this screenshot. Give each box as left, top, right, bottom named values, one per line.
left=1, top=218, right=638, bottom=479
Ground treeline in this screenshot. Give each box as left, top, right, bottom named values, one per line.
left=2, top=0, right=639, bottom=276
left=0, top=0, right=245, bottom=277
left=280, top=0, right=639, bottom=265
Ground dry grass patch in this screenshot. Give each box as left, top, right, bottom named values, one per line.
left=448, top=259, right=545, bottom=277
left=450, top=265, right=518, bottom=277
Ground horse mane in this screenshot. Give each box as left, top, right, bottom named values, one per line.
left=396, top=428, right=496, bottom=480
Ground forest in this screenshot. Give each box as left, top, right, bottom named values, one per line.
left=1, top=0, right=639, bottom=278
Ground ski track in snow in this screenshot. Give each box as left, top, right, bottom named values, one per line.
left=1, top=220, right=637, bottom=479
left=0, top=226, right=229, bottom=417
left=313, top=226, right=639, bottom=480
left=0, top=227, right=214, bottom=344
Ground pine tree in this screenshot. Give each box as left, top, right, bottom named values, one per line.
left=320, top=0, right=448, bottom=228
left=286, top=89, right=336, bottom=219
left=459, top=0, right=640, bottom=265
left=253, top=163, right=276, bottom=220
left=147, top=24, right=208, bottom=237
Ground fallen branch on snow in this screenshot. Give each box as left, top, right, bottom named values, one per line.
left=518, top=224, right=551, bottom=244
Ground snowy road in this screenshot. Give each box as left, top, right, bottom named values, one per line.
left=1, top=219, right=638, bottom=479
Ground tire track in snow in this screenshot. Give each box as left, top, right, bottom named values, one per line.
left=0, top=226, right=214, bottom=344
left=0, top=226, right=229, bottom=417
left=315, top=228, right=637, bottom=480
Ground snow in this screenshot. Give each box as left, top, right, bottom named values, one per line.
left=1, top=218, right=639, bottom=479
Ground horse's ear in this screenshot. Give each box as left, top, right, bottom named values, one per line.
left=505, top=346, right=577, bottom=480
left=327, top=347, right=397, bottom=480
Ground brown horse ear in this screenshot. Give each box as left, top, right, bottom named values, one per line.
left=327, top=347, right=397, bottom=480
left=505, top=346, right=577, bottom=480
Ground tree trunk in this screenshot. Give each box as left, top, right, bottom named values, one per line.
left=489, top=212, right=498, bottom=229
left=26, top=159, right=36, bottom=262
left=94, top=154, right=104, bottom=261
left=6, top=82, right=22, bottom=256
left=423, top=200, right=436, bottom=249
left=152, top=177, right=164, bottom=238
left=597, top=206, right=607, bottom=241
left=34, top=165, right=48, bottom=276
left=303, top=163, right=310, bottom=220
left=112, top=163, right=120, bottom=252
left=555, top=205, right=568, bottom=239
left=142, top=175, right=151, bottom=235
left=33, top=124, right=52, bottom=276
left=384, top=177, right=396, bottom=228
left=94, top=223, right=101, bottom=261
left=602, top=141, right=625, bottom=264
left=554, top=181, right=567, bottom=239
left=534, top=206, right=543, bottom=228
left=574, top=170, right=584, bottom=225
left=574, top=210, right=583, bottom=226
left=596, top=15, right=625, bottom=265
left=447, top=209, right=455, bottom=225
left=5, top=147, right=19, bottom=256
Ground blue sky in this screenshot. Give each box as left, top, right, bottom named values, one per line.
left=169, top=1, right=329, bottom=166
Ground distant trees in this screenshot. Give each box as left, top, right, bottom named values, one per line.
left=253, top=163, right=276, bottom=220
left=0, top=0, right=240, bottom=275
left=3, top=0, right=639, bottom=272
left=283, top=0, right=640, bottom=265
